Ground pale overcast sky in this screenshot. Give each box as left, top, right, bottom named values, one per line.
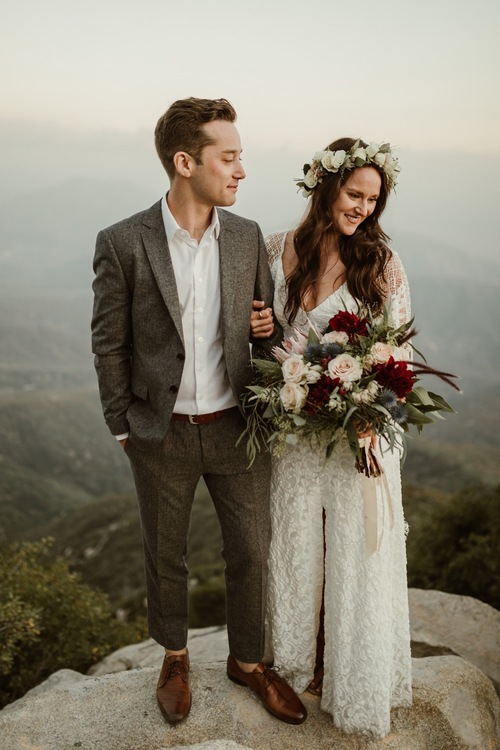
left=1, top=0, right=499, bottom=260
left=1, top=0, right=499, bottom=153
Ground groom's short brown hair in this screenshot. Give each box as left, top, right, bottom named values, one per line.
left=155, top=97, right=237, bottom=179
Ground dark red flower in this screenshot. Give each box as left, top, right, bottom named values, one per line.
left=374, top=357, right=415, bottom=398
left=328, top=310, right=369, bottom=340
left=304, top=375, right=340, bottom=415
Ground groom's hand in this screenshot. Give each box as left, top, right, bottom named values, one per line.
left=250, top=300, right=274, bottom=339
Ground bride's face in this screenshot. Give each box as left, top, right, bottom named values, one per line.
left=331, top=167, right=382, bottom=236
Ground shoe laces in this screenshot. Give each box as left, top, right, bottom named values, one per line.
left=164, top=658, right=189, bottom=683
left=260, top=666, right=284, bottom=690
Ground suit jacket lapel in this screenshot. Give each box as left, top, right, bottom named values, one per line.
left=141, top=201, right=184, bottom=344
left=218, top=210, right=238, bottom=335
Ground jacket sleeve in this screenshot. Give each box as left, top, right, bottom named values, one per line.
left=91, top=229, right=133, bottom=436
left=250, top=223, right=283, bottom=358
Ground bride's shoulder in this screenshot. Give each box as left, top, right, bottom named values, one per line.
left=264, top=230, right=287, bottom=267
left=383, top=247, right=407, bottom=278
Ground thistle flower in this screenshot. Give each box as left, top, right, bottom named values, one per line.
left=378, top=388, right=398, bottom=409
left=304, top=343, right=323, bottom=362
left=322, top=342, right=344, bottom=358
left=390, top=403, right=409, bottom=425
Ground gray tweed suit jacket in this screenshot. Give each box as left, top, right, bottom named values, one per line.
left=91, top=200, right=277, bottom=450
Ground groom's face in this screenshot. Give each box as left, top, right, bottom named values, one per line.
left=190, top=120, right=246, bottom=208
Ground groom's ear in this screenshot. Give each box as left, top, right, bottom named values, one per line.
left=172, top=151, right=195, bottom=178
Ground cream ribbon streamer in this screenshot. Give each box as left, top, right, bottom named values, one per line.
left=359, top=436, right=394, bottom=558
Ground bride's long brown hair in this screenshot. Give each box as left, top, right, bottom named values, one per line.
left=284, top=137, right=392, bottom=325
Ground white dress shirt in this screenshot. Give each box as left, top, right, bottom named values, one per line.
left=160, top=196, right=236, bottom=415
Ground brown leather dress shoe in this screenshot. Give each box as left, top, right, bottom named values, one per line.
left=227, top=655, right=307, bottom=725
left=156, top=651, right=191, bottom=723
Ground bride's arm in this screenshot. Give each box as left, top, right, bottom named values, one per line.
left=250, top=231, right=285, bottom=339
left=384, top=250, right=412, bottom=328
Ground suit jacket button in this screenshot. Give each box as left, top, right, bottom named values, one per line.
left=176, top=353, right=185, bottom=361
left=169, top=385, right=179, bottom=394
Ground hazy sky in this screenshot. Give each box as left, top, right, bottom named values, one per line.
left=1, top=0, right=499, bottom=260
left=1, top=0, right=499, bottom=152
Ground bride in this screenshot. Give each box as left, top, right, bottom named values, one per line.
left=251, top=138, right=412, bottom=738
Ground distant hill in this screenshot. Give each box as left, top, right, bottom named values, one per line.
left=0, top=178, right=156, bottom=291
left=0, top=389, right=133, bottom=541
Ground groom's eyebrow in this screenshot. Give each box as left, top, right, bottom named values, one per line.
left=221, top=148, right=242, bottom=155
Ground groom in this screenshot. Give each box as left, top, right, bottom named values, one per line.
left=91, top=97, right=306, bottom=725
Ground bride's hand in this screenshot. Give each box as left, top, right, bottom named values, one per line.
left=250, top=300, right=275, bottom=338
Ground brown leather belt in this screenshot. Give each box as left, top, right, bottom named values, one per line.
left=171, top=406, right=237, bottom=425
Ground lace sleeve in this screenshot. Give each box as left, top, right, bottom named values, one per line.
left=265, top=231, right=286, bottom=279
left=383, top=250, right=411, bottom=327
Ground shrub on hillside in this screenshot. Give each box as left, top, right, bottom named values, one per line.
left=0, top=538, right=147, bottom=707
left=406, top=483, right=500, bottom=609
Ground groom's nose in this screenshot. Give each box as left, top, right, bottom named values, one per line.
left=234, top=159, right=246, bottom=180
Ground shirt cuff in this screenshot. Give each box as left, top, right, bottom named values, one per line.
left=115, top=432, right=129, bottom=441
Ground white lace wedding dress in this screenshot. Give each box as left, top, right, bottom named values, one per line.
left=265, top=232, right=413, bottom=739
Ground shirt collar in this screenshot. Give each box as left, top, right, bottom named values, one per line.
left=161, top=194, right=220, bottom=244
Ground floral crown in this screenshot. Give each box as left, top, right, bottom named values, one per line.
left=296, top=140, right=400, bottom=197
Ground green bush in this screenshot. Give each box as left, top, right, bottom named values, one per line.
left=0, top=538, right=147, bottom=707
left=406, top=483, right=500, bottom=609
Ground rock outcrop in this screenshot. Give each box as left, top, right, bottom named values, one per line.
left=409, top=588, right=500, bottom=693
left=2, top=589, right=500, bottom=749
left=1, top=657, right=499, bottom=750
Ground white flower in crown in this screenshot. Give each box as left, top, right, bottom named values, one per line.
left=365, top=142, right=380, bottom=158
left=313, top=150, right=327, bottom=162
left=321, top=149, right=346, bottom=171
left=295, top=139, right=400, bottom=195
left=303, top=168, right=319, bottom=189
left=352, top=147, right=367, bottom=165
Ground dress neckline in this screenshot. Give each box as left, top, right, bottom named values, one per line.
left=276, top=231, right=348, bottom=315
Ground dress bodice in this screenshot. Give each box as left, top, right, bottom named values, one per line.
left=265, top=231, right=411, bottom=337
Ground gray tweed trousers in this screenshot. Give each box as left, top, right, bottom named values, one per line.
left=125, top=408, right=271, bottom=663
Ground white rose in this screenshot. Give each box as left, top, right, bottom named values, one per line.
left=303, top=169, right=318, bottom=189
left=352, top=147, right=367, bottom=164
left=370, top=341, right=395, bottom=364
left=282, top=354, right=308, bottom=383
left=327, top=353, right=363, bottom=383
left=280, top=382, right=308, bottom=413
left=373, top=151, right=387, bottom=167
left=321, top=151, right=335, bottom=170
left=331, top=149, right=346, bottom=169
left=313, top=150, right=327, bottom=163
left=304, top=364, right=322, bottom=384
left=322, top=330, right=349, bottom=345
left=366, top=142, right=380, bottom=158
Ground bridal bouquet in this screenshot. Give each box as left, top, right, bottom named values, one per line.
left=240, top=307, right=458, bottom=476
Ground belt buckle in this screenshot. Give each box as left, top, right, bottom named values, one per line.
left=188, top=414, right=199, bottom=425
